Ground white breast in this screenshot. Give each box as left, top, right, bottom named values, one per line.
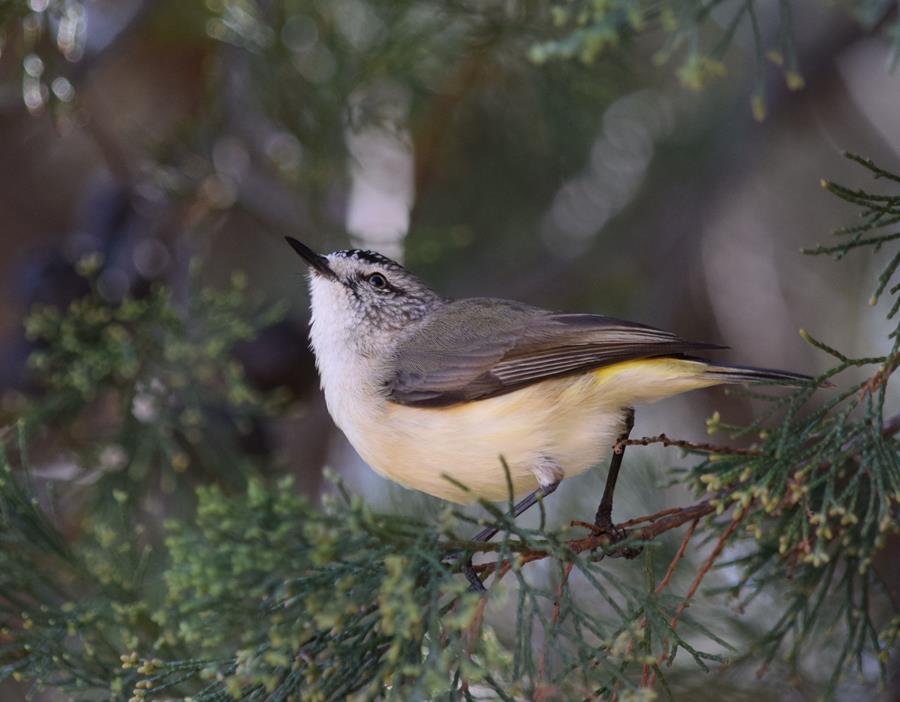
left=308, top=274, right=389, bottom=455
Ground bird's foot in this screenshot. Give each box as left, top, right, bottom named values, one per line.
left=463, top=558, right=486, bottom=592
left=593, top=514, right=642, bottom=560
left=442, top=550, right=487, bottom=592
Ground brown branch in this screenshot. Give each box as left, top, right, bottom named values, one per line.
left=861, top=351, right=900, bottom=397
left=535, top=562, right=573, bottom=702
left=636, top=520, right=700, bottom=688
left=615, top=434, right=763, bottom=456
left=474, top=499, right=717, bottom=582
left=619, top=408, right=900, bottom=473
left=465, top=597, right=488, bottom=653
left=880, top=412, right=900, bottom=440
left=655, top=519, right=700, bottom=596
left=459, top=596, right=489, bottom=696
left=648, top=509, right=749, bottom=689
left=679, top=510, right=746, bottom=614
left=570, top=505, right=692, bottom=535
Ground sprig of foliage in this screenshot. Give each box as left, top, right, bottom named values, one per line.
left=0, top=443, right=735, bottom=701
left=21, top=259, right=287, bottom=507
left=4, top=0, right=895, bottom=130
left=672, top=152, right=900, bottom=689
left=808, top=153, right=900, bottom=315
left=0, top=423, right=159, bottom=700
left=529, top=0, right=898, bottom=119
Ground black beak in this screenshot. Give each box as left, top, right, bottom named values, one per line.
left=284, top=237, right=336, bottom=279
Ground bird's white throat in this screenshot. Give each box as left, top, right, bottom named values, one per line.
left=307, top=273, right=390, bottom=442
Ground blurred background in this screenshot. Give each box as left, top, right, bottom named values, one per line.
left=1, top=1, right=899, bottom=699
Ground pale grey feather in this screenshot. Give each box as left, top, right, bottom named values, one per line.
left=385, top=298, right=726, bottom=406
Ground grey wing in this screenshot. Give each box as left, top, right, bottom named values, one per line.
left=385, top=298, right=725, bottom=407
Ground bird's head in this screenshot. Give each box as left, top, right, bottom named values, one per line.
left=285, top=237, right=443, bottom=358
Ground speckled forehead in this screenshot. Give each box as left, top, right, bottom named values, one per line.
left=335, top=249, right=396, bottom=266
left=325, top=249, right=407, bottom=276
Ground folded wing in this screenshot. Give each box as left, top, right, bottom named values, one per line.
left=385, top=298, right=725, bottom=406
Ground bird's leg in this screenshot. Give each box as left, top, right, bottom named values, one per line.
left=594, top=408, right=637, bottom=551
left=463, top=480, right=560, bottom=592
left=472, top=480, right=561, bottom=545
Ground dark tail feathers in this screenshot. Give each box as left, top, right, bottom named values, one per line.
left=702, top=362, right=816, bottom=386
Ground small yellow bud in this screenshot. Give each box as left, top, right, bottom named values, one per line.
left=785, top=71, right=805, bottom=91
left=76, top=252, right=105, bottom=277
left=171, top=452, right=190, bottom=472
left=751, top=94, right=766, bottom=122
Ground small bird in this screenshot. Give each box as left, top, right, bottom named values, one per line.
left=286, top=237, right=809, bottom=576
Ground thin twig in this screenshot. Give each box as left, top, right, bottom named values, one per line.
left=639, top=519, right=700, bottom=687
left=465, top=596, right=488, bottom=655
left=536, top=562, right=573, bottom=699
left=570, top=505, right=691, bottom=535
left=881, top=411, right=900, bottom=438
left=648, top=509, right=748, bottom=688
left=861, top=352, right=900, bottom=397
left=459, top=596, right=489, bottom=695
left=655, top=519, right=700, bottom=595
left=615, top=434, right=763, bottom=456
left=679, top=510, right=746, bottom=614
left=475, top=500, right=717, bottom=581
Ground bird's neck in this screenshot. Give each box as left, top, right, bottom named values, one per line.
left=306, top=277, right=445, bottom=438
left=308, top=313, right=392, bottom=441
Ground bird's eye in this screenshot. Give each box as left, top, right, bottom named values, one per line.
left=367, top=273, right=388, bottom=289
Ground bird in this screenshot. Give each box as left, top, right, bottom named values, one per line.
left=285, top=237, right=810, bottom=586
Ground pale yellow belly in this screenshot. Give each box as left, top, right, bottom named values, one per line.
left=347, top=358, right=717, bottom=504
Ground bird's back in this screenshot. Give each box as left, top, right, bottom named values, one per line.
left=384, top=297, right=724, bottom=406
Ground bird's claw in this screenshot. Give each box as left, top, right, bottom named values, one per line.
left=593, top=516, right=642, bottom=560
left=463, top=560, right=486, bottom=592
left=443, top=550, right=487, bottom=592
